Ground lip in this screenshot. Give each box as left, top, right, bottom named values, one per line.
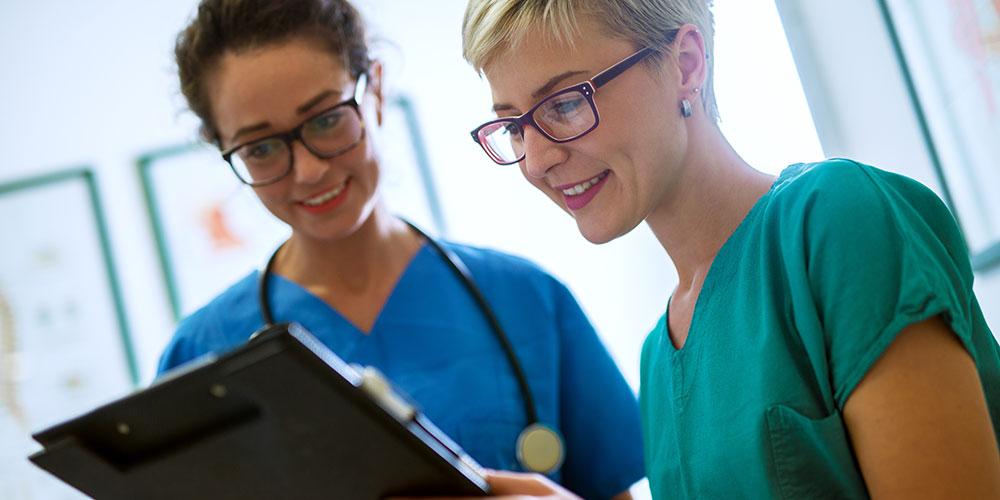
left=558, top=171, right=610, bottom=211
left=554, top=171, right=607, bottom=191
left=296, top=178, right=351, bottom=215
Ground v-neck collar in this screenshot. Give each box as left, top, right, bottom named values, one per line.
left=265, top=242, right=433, bottom=345
left=664, top=171, right=787, bottom=354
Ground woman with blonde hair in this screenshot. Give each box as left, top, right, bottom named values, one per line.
left=438, top=0, right=1000, bottom=497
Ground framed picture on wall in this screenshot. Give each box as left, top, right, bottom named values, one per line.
left=880, top=0, right=1000, bottom=271
left=0, top=168, right=138, bottom=499
left=139, top=94, right=447, bottom=321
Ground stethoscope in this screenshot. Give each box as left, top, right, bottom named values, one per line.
left=255, top=220, right=565, bottom=474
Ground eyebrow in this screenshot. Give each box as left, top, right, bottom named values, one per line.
left=296, top=89, right=338, bottom=114
left=492, top=70, right=589, bottom=113
left=228, top=88, right=343, bottom=144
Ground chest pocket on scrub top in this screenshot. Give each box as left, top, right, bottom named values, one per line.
left=765, top=404, right=869, bottom=499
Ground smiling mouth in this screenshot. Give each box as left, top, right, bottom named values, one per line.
left=301, top=181, right=347, bottom=206
left=559, top=171, right=610, bottom=196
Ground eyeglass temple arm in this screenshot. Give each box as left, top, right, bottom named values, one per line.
left=591, top=47, right=657, bottom=89
left=354, top=73, right=368, bottom=103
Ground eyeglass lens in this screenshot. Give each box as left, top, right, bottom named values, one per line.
left=230, top=105, right=363, bottom=185
left=479, top=89, right=596, bottom=164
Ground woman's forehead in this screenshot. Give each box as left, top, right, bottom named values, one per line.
left=208, top=40, right=352, bottom=138
left=482, top=23, right=632, bottom=109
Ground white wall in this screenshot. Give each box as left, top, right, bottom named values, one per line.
left=1, top=2, right=198, bottom=380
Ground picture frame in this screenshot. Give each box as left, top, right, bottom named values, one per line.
left=879, top=0, right=1000, bottom=271
left=139, top=94, right=448, bottom=321
left=0, top=168, right=138, bottom=498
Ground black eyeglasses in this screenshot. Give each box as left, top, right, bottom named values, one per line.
left=470, top=47, right=657, bottom=165
left=221, top=75, right=368, bottom=187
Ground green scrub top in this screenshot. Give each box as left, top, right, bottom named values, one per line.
left=640, top=159, right=1000, bottom=499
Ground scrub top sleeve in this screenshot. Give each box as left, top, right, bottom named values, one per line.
left=155, top=335, right=187, bottom=376
left=801, top=163, right=976, bottom=409
left=551, top=279, right=646, bottom=498
left=155, top=307, right=216, bottom=376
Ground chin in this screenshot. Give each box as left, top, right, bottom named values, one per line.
left=575, top=219, right=621, bottom=244
left=575, top=207, right=645, bottom=244
left=294, top=207, right=371, bottom=243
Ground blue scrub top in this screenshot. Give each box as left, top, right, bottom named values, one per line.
left=158, top=242, right=645, bottom=499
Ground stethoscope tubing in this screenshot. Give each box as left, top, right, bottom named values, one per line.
left=257, top=221, right=540, bottom=426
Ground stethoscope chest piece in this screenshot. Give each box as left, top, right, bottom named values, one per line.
left=516, top=423, right=565, bottom=474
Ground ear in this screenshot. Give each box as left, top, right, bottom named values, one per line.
left=672, top=24, right=707, bottom=102
left=368, top=59, right=385, bottom=126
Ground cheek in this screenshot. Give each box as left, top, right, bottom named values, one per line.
left=518, top=164, right=548, bottom=192
left=334, top=139, right=380, bottom=185
left=252, top=185, right=286, bottom=208
left=357, top=149, right=381, bottom=187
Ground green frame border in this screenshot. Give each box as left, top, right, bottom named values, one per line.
left=136, top=143, right=205, bottom=322
left=0, top=168, right=140, bottom=386
left=877, top=0, right=1000, bottom=272
left=972, top=242, right=1000, bottom=272
left=390, top=95, right=449, bottom=237
left=137, top=94, right=447, bottom=322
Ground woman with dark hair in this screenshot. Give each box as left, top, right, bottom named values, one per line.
left=156, top=1, right=644, bottom=498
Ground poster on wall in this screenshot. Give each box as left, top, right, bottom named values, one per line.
left=882, top=0, right=1000, bottom=270
left=138, top=141, right=292, bottom=322
left=0, top=169, right=137, bottom=499
left=140, top=93, right=447, bottom=321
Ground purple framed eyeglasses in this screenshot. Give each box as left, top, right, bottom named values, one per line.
left=470, top=47, right=657, bottom=165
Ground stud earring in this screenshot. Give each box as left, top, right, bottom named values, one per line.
left=680, top=99, right=693, bottom=118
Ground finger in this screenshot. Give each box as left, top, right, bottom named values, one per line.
left=484, top=470, right=557, bottom=496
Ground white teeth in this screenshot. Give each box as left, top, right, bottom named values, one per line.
left=303, top=182, right=345, bottom=206
left=561, top=172, right=608, bottom=196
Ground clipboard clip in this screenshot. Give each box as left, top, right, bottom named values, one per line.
left=358, top=366, right=417, bottom=422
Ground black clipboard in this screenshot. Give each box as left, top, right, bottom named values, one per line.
left=28, top=323, right=490, bottom=499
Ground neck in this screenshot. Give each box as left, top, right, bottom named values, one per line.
left=273, top=203, right=422, bottom=294
left=645, top=120, right=775, bottom=290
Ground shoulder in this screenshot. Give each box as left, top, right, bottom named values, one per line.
left=766, top=159, right=961, bottom=245
left=437, top=240, right=581, bottom=319
left=770, top=158, right=949, bottom=219
left=439, top=241, right=566, bottom=291
left=179, top=271, right=260, bottom=335
left=765, top=159, right=974, bottom=305
left=771, top=159, right=881, bottom=209
left=756, top=158, right=974, bottom=295
left=441, top=241, right=550, bottom=275
left=158, top=272, right=260, bottom=373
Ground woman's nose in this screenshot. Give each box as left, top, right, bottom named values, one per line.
left=520, top=127, right=565, bottom=179
left=291, top=140, right=329, bottom=184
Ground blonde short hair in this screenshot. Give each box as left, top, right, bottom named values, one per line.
left=462, top=0, right=718, bottom=121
